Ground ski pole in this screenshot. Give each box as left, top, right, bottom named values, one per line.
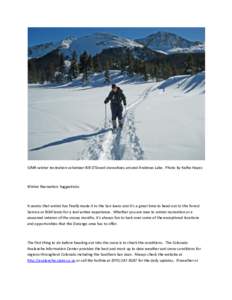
left=104, top=104, right=107, bottom=128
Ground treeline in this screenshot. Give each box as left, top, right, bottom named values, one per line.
left=94, top=47, right=205, bottom=81
left=28, top=47, right=205, bottom=84
left=28, top=49, right=89, bottom=84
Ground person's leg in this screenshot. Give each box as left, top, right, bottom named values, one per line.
left=111, top=105, right=117, bottom=129
left=112, top=120, right=117, bottom=129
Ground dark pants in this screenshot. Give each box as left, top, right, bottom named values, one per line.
left=111, top=103, right=123, bottom=121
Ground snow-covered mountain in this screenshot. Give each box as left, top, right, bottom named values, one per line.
left=167, top=44, right=205, bottom=54
left=28, top=33, right=143, bottom=59
left=136, top=31, right=204, bottom=54
left=28, top=31, right=205, bottom=61
left=28, top=41, right=61, bottom=59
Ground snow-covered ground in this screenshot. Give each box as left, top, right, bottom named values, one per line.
left=28, top=71, right=205, bottom=160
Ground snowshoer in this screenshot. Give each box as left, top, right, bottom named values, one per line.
left=104, top=84, right=127, bottom=130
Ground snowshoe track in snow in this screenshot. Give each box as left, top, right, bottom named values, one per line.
left=126, top=111, right=144, bottom=160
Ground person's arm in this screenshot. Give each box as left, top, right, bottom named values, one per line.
left=104, top=92, right=112, bottom=104
left=121, top=91, right=127, bottom=106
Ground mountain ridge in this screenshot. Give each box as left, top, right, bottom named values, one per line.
left=136, top=31, right=204, bottom=54
left=28, top=31, right=204, bottom=59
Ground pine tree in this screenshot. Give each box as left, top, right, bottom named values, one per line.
left=171, top=65, right=177, bottom=76
left=127, top=49, right=134, bottom=76
left=55, top=53, right=66, bottom=83
left=120, top=60, right=127, bottom=75
left=87, top=55, right=94, bottom=75
left=143, top=63, right=149, bottom=81
left=79, top=51, right=93, bottom=83
left=79, top=51, right=89, bottom=73
left=45, top=63, right=55, bottom=82
left=28, top=60, right=38, bottom=83
left=133, top=60, right=140, bottom=74
left=104, top=62, right=111, bottom=83
left=162, top=62, right=172, bottom=79
left=69, top=50, right=79, bottom=80
left=185, top=54, right=194, bottom=74
left=82, top=69, right=88, bottom=83
left=38, top=70, right=46, bottom=84
left=71, top=50, right=77, bottom=61
left=108, top=58, right=113, bottom=69
left=59, top=53, right=65, bottom=73
left=93, top=55, right=102, bottom=72
left=150, top=64, right=157, bottom=80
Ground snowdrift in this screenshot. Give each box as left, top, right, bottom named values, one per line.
left=157, top=72, right=205, bottom=94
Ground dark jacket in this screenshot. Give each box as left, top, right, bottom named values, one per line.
left=105, top=88, right=126, bottom=106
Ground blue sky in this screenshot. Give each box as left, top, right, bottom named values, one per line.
left=28, top=27, right=205, bottom=46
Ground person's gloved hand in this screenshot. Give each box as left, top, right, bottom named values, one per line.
left=104, top=100, right=107, bottom=104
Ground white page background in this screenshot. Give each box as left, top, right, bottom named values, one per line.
left=1, top=1, right=232, bottom=299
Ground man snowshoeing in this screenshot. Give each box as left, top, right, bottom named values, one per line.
left=104, top=84, right=127, bottom=130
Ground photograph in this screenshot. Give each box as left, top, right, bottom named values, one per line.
left=28, top=27, right=205, bottom=160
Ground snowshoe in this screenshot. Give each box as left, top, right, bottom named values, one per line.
left=112, top=127, right=117, bottom=134
left=119, top=119, right=124, bottom=129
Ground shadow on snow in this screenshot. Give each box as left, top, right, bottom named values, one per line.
left=30, top=128, right=111, bottom=152
left=28, top=71, right=149, bottom=90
